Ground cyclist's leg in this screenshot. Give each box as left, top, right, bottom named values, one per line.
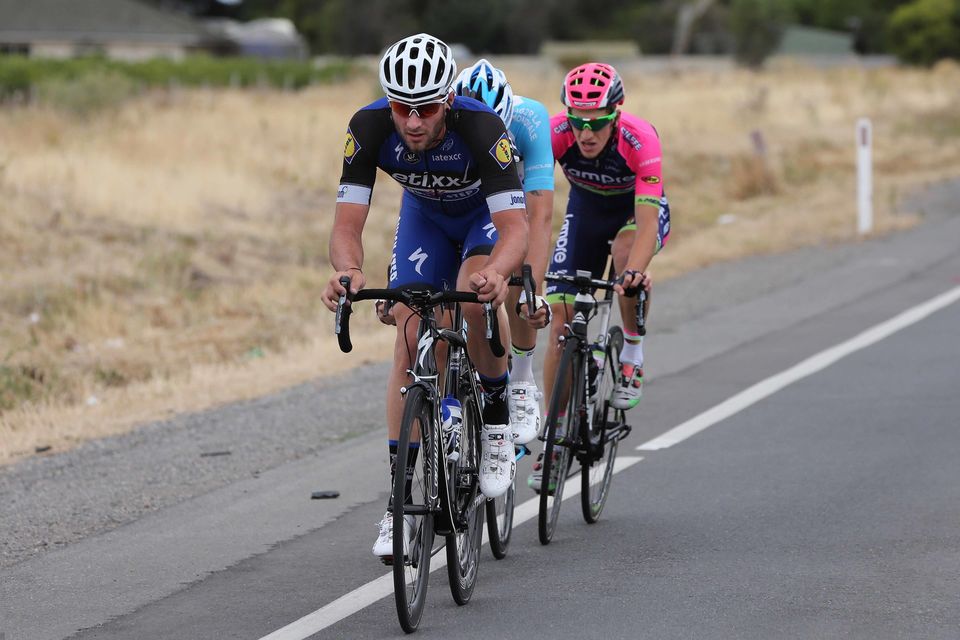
left=374, top=197, right=460, bottom=556
left=609, top=195, right=670, bottom=409
left=386, top=196, right=460, bottom=441
left=505, top=282, right=543, bottom=444
left=541, top=192, right=621, bottom=416
left=459, top=214, right=514, bottom=498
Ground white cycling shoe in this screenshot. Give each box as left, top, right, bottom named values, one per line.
left=372, top=510, right=415, bottom=559
left=479, top=424, right=516, bottom=498
left=610, top=363, right=643, bottom=410
left=508, top=380, right=542, bottom=445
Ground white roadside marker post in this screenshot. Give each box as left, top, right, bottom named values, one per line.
left=857, top=117, right=873, bottom=235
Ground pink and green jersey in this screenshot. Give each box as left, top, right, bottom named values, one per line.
left=550, top=111, right=664, bottom=210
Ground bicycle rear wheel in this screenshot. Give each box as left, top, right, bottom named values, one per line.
left=446, top=388, right=484, bottom=605
left=538, top=340, right=578, bottom=545
left=393, top=385, right=435, bottom=633
left=581, top=326, right=624, bottom=523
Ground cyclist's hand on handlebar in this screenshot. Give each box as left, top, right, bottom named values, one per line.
left=375, top=299, right=397, bottom=325
left=614, top=270, right=652, bottom=297
left=517, top=291, right=552, bottom=329
left=469, top=267, right=508, bottom=307
left=321, top=269, right=366, bottom=311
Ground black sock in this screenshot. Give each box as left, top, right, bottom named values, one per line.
left=388, top=440, right=420, bottom=507
left=480, top=372, right=509, bottom=426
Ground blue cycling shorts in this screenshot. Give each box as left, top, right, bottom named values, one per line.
left=545, top=187, right=670, bottom=304
left=389, top=191, right=498, bottom=290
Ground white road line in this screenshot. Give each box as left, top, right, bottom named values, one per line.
left=259, top=455, right=643, bottom=640
left=637, top=284, right=960, bottom=451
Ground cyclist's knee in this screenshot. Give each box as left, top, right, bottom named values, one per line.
left=548, top=304, right=568, bottom=341
left=391, top=305, right=419, bottom=362
left=461, top=300, right=485, bottom=330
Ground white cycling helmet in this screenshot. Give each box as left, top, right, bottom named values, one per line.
left=453, top=58, right=515, bottom=129
left=379, top=33, right=457, bottom=104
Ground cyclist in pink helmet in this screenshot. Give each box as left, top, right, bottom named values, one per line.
left=530, top=62, right=671, bottom=491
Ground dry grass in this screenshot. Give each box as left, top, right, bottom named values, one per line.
left=2, top=60, right=959, bottom=463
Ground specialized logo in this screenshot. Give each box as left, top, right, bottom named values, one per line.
left=490, top=133, right=513, bottom=169
left=337, top=186, right=346, bottom=199
left=416, top=331, right=434, bottom=369
left=343, top=128, right=360, bottom=164
left=408, top=247, right=429, bottom=275
left=482, top=221, right=497, bottom=240
left=641, top=175, right=661, bottom=184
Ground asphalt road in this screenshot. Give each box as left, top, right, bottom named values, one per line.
left=2, top=182, right=959, bottom=639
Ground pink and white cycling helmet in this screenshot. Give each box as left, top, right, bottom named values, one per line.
left=560, top=62, right=624, bottom=110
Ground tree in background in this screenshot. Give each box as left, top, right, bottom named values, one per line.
left=729, top=0, right=792, bottom=67
left=887, top=0, right=960, bottom=65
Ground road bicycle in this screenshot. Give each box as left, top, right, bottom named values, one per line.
left=335, top=277, right=504, bottom=633
left=537, top=268, right=643, bottom=544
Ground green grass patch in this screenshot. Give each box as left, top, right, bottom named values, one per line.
left=0, top=55, right=356, bottom=109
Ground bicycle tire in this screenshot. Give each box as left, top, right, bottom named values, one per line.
left=446, top=388, right=484, bottom=605
left=581, top=326, right=624, bottom=523
left=538, top=339, right=578, bottom=545
left=486, top=482, right=515, bottom=559
left=392, top=385, right=435, bottom=633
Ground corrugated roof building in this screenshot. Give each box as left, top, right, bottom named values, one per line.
left=0, top=0, right=209, bottom=60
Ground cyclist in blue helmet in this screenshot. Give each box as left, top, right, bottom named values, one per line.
left=454, top=59, right=555, bottom=449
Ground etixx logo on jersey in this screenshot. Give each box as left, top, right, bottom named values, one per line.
left=489, top=133, right=513, bottom=170
left=344, top=128, right=361, bottom=164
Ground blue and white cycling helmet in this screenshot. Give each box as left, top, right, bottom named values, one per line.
left=453, top=58, right=515, bottom=129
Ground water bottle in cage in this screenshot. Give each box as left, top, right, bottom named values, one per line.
left=440, top=395, right=462, bottom=462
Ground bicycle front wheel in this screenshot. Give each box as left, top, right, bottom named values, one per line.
left=538, top=339, right=578, bottom=545
left=446, top=388, right=484, bottom=605
left=582, top=326, right=624, bottom=523
left=393, top=385, right=435, bottom=633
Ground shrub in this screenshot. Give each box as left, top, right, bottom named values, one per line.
left=730, top=0, right=793, bottom=68
left=34, top=70, right=138, bottom=115
left=887, top=0, right=960, bottom=66
left=0, top=55, right=355, bottom=105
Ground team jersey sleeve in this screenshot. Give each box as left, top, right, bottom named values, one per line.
left=625, top=125, right=664, bottom=209
left=337, top=106, right=392, bottom=206
left=550, top=113, right=572, bottom=162
left=511, top=98, right=554, bottom=192
left=456, top=109, right=525, bottom=214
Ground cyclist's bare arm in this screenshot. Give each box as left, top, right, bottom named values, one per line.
left=614, top=203, right=658, bottom=296
left=515, top=189, right=555, bottom=328
left=470, top=206, right=528, bottom=307
left=323, top=202, right=370, bottom=310
left=524, top=189, right=554, bottom=293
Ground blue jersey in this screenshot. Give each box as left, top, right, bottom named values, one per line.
left=337, top=96, right=524, bottom=218
left=508, top=96, right=554, bottom=193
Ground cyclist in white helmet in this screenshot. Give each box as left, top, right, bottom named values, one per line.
left=453, top=59, right=555, bottom=448
left=321, top=34, right=528, bottom=560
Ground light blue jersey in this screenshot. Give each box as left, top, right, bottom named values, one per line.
left=509, top=96, right=554, bottom=193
